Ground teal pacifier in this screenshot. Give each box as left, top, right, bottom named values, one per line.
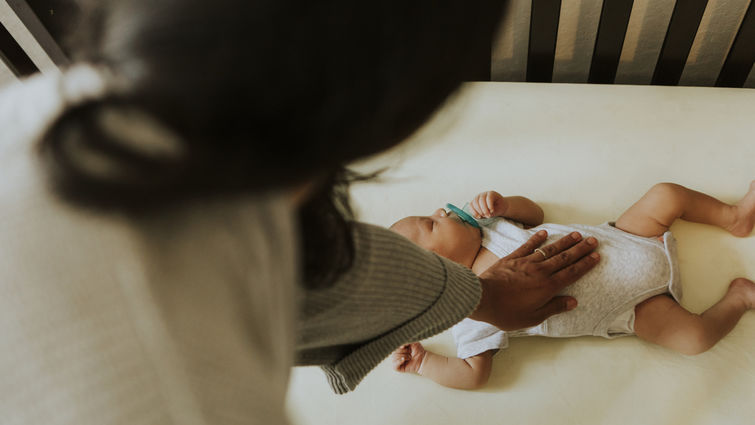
left=446, top=203, right=480, bottom=229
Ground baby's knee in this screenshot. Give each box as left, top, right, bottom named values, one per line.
left=648, top=182, right=685, bottom=201
left=642, top=183, right=689, bottom=217
left=675, top=321, right=714, bottom=356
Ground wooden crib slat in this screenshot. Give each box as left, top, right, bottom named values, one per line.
left=652, top=0, right=709, bottom=86
left=527, top=0, right=561, bottom=82
left=716, top=2, right=755, bottom=88
left=588, top=0, right=634, bottom=84
left=0, top=22, right=38, bottom=76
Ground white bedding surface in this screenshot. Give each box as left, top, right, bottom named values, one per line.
left=287, top=82, right=755, bottom=425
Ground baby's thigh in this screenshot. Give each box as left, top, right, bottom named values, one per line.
left=615, top=183, right=686, bottom=237
left=633, top=294, right=699, bottom=347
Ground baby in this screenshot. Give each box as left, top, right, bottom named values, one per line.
left=389, top=182, right=755, bottom=390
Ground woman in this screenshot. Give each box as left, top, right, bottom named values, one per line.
left=0, top=0, right=598, bottom=423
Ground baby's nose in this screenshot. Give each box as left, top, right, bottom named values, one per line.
left=432, top=208, right=447, bottom=218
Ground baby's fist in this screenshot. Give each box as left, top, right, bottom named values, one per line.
left=391, top=342, right=427, bottom=374
left=470, top=191, right=507, bottom=218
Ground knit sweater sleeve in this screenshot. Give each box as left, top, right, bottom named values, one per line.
left=295, top=222, right=482, bottom=394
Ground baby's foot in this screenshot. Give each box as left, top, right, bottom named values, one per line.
left=727, top=180, right=755, bottom=237
left=728, top=278, right=755, bottom=309
left=390, top=342, right=427, bottom=374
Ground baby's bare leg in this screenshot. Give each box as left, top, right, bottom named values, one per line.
left=634, top=278, right=755, bottom=355
left=615, top=182, right=755, bottom=238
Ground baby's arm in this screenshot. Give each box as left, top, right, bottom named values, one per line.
left=470, top=190, right=544, bottom=227
left=391, top=342, right=495, bottom=390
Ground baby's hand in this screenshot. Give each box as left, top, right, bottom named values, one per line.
left=470, top=191, right=508, bottom=219
left=391, top=342, right=427, bottom=374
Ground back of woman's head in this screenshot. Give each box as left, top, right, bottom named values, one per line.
left=42, top=0, right=504, bottom=212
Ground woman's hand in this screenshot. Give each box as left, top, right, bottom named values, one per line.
left=470, top=190, right=507, bottom=218
left=470, top=230, right=599, bottom=331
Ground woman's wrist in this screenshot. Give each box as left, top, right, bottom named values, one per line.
left=468, top=277, right=492, bottom=324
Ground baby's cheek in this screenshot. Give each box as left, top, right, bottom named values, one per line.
left=463, top=230, right=482, bottom=250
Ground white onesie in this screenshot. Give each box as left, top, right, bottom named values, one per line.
left=451, top=217, right=682, bottom=359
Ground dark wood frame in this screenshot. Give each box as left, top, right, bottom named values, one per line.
left=522, top=0, right=753, bottom=87
left=0, top=0, right=72, bottom=78
left=2, top=0, right=753, bottom=87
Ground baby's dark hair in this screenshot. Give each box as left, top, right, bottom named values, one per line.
left=40, top=0, right=505, bottom=286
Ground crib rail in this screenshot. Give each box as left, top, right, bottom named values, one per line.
left=3, top=1, right=754, bottom=88
left=496, top=0, right=754, bottom=87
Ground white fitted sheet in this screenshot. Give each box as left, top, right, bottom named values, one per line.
left=287, top=82, right=755, bottom=425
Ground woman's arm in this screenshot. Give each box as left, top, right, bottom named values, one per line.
left=469, top=191, right=544, bottom=226
left=298, top=223, right=597, bottom=393
left=296, top=223, right=484, bottom=394
left=392, top=343, right=495, bottom=390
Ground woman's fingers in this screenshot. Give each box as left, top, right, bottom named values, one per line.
left=502, top=230, right=549, bottom=259
left=549, top=251, right=600, bottom=292
left=523, top=232, right=600, bottom=293
left=540, top=236, right=597, bottom=270
left=494, top=227, right=601, bottom=298
left=524, top=231, right=582, bottom=261
left=473, top=232, right=601, bottom=330
left=534, top=296, right=578, bottom=323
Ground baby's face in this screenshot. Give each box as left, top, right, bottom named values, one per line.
left=391, top=208, right=482, bottom=265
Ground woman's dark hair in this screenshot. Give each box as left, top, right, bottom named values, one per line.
left=41, top=0, right=505, bottom=286
left=297, top=167, right=384, bottom=289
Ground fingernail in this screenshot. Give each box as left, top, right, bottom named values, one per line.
left=590, top=252, right=600, bottom=259
left=567, top=299, right=577, bottom=310
left=537, top=230, right=547, bottom=237
left=571, top=232, right=581, bottom=240
left=587, top=237, right=597, bottom=245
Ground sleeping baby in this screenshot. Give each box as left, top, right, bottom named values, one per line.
left=389, top=182, right=755, bottom=390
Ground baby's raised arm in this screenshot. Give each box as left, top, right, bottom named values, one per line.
left=391, top=342, right=494, bottom=390
left=470, top=191, right=544, bottom=227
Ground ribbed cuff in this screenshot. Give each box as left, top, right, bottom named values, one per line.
left=321, top=255, right=481, bottom=394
